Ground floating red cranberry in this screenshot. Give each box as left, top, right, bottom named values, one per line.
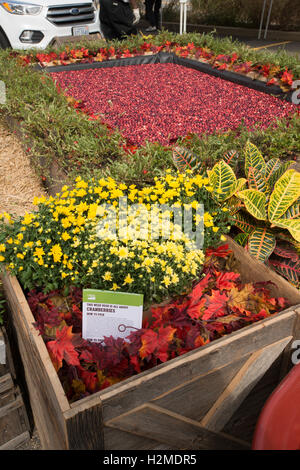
left=51, top=63, right=297, bottom=146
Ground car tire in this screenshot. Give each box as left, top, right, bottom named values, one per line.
left=0, top=29, right=11, bottom=49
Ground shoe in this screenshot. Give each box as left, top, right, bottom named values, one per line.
left=145, top=26, right=157, bottom=32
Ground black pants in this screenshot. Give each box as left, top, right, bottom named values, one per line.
left=100, top=0, right=137, bottom=40
left=145, top=0, right=161, bottom=28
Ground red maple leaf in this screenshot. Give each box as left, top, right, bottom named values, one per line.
left=281, top=69, right=293, bottom=86
left=139, top=326, right=176, bottom=363
left=187, top=297, right=207, bottom=320
left=47, top=325, right=83, bottom=371
left=205, top=244, right=231, bottom=258
left=216, top=271, right=240, bottom=291
left=188, top=274, right=211, bottom=306
left=78, top=366, right=98, bottom=393
left=202, top=291, right=228, bottom=321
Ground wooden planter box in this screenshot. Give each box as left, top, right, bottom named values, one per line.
left=2, top=238, right=300, bottom=450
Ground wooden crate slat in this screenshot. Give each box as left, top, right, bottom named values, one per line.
left=1, top=273, right=70, bottom=449
left=0, top=431, right=30, bottom=450
left=0, top=395, right=29, bottom=447
left=103, top=425, right=167, bottom=450
left=106, top=403, right=250, bottom=450
left=152, top=355, right=250, bottom=421
left=99, top=309, right=296, bottom=422
left=200, top=337, right=292, bottom=432
left=226, top=237, right=300, bottom=305
left=1, top=327, right=16, bottom=380
left=0, top=328, right=5, bottom=367
left=0, top=373, right=14, bottom=407
left=64, top=394, right=104, bottom=450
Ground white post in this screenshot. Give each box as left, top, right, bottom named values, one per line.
left=179, top=0, right=187, bottom=34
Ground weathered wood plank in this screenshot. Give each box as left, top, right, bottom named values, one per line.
left=0, top=431, right=30, bottom=450
left=99, top=309, right=296, bottom=422
left=200, top=337, right=292, bottom=432
left=153, top=355, right=250, bottom=420
left=0, top=373, right=13, bottom=395
left=106, top=404, right=250, bottom=450
left=0, top=395, right=29, bottom=446
left=1, top=326, right=16, bottom=380
left=64, top=394, right=104, bottom=450
left=103, top=425, right=165, bottom=450
left=226, top=237, right=300, bottom=305
left=0, top=373, right=14, bottom=406
left=1, top=272, right=70, bottom=449
left=223, top=355, right=282, bottom=442
left=0, top=328, right=5, bottom=366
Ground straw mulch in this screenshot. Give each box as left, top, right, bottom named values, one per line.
left=0, top=122, right=46, bottom=216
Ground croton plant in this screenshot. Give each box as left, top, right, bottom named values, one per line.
left=173, top=142, right=300, bottom=287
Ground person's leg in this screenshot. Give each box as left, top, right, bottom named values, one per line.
left=100, top=0, right=116, bottom=39
left=153, top=0, right=162, bottom=29
left=145, top=0, right=156, bottom=27
left=100, top=0, right=136, bottom=40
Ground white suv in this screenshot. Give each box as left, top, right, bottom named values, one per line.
left=0, top=0, right=101, bottom=49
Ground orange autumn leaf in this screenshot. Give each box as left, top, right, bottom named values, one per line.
left=139, top=326, right=176, bottom=362
left=47, top=325, right=82, bottom=371
left=202, top=290, right=228, bottom=320
left=227, top=284, right=255, bottom=315
left=187, top=297, right=207, bottom=320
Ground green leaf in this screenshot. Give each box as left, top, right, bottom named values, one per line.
left=268, top=258, right=300, bottom=287
left=231, top=212, right=256, bottom=234
left=268, top=170, right=300, bottom=222
left=264, top=158, right=281, bottom=183
left=248, top=228, right=276, bottom=262
left=272, top=218, right=300, bottom=242
left=208, top=160, right=236, bottom=202
left=234, top=232, right=249, bottom=247
left=233, top=177, right=247, bottom=193
left=244, top=141, right=266, bottom=176
left=236, top=189, right=267, bottom=220
left=172, top=147, right=200, bottom=173
left=226, top=195, right=244, bottom=215
left=279, top=198, right=300, bottom=220
left=223, top=150, right=239, bottom=169
left=247, top=166, right=267, bottom=193
left=267, top=161, right=293, bottom=187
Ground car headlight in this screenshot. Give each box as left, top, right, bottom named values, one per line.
left=1, top=1, right=42, bottom=15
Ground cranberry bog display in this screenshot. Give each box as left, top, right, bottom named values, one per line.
left=47, top=52, right=296, bottom=147
left=2, top=238, right=300, bottom=450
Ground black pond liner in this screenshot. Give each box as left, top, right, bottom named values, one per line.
left=35, top=51, right=293, bottom=103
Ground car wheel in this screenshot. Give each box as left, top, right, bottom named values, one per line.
left=0, top=29, right=11, bottom=49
